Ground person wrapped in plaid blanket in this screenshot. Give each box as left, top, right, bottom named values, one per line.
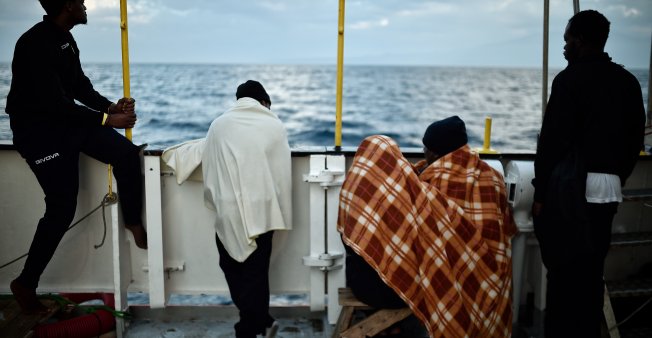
left=338, top=116, right=517, bottom=337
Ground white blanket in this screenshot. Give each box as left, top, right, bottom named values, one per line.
left=161, top=138, right=206, bottom=185
left=202, top=98, right=292, bottom=262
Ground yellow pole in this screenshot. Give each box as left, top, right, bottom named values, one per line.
left=120, top=0, right=132, bottom=141
left=483, top=117, right=492, bottom=149
left=108, top=166, right=114, bottom=196
left=108, top=0, right=132, bottom=196
left=334, top=0, right=345, bottom=150
left=476, top=116, right=498, bottom=154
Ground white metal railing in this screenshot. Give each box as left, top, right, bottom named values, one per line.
left=302, top=154, right=346, bottom=324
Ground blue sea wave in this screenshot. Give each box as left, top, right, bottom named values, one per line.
left=1, top=63, right=648, bottom=152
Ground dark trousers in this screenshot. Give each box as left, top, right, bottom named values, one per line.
left=215, top=231, right=275, bottom=338
left=344, top=242, right=406, bottom=309
left=535, top=202, right=618, bottom=338
left=12, top=124, right=143, bottom=289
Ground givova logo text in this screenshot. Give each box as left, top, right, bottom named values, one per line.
left=35, top=152, right=59, bottom=165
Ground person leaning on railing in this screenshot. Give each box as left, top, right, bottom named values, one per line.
left=202, top=80, right=291, bottom=338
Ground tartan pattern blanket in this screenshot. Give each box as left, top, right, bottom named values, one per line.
left=337, top=135, right=517, bottom=337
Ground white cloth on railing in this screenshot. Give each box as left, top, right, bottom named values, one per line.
left=161, top=138, right=206, bottom=185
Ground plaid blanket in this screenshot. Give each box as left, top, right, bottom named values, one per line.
left=337, top=135, right=517, bottom=337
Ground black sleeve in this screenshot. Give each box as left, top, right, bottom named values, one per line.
left=533, top=74, right=576, bottom=202
left=14, top=35, right=106, bottom=125
left=619, top=77, right=646, bottom=185
left=73, top=43, right=112, bottom=113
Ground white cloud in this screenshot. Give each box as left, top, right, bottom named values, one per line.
left=85, top=0, right=118, bottom=11
left=487, top=0, right=516, bottom=12
left=259, top=1, right=288, bottom=12
left=0, top=0, right=649, bottom=68
left=396, top=2, right=456, bottom=17
left=350, top=18, right=389, bottom=30
left=608, top=5, right=641, bottom=18
left=85, top=0, right=168, bottom=24
left=127, top=0, right=162, bottom=24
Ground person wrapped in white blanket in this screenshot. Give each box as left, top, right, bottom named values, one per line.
left=202, top=80, right=292, bottom=338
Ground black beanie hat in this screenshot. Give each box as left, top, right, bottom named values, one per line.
left=236, top=80, right=271, bottom=104
left=422, top=116, right=468, bottom=156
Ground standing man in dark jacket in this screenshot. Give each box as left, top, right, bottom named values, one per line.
left=5, top=0, right=148, bottom=314
left=532, top=10, right=645, bottom=337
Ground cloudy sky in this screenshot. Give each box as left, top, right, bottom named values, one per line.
left=0, top=0, right=650, bottom=69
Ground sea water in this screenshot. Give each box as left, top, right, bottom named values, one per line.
left=0, top=63, right=648, bottom=152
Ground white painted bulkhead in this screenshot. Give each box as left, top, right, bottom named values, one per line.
left=1, top=144, right=651, bottom=335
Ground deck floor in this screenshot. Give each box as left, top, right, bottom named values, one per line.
left=4, top=298, right=650, bottom=338
left=0, top=299, right=60, bottom=338
left=125, top=305, right=430, bottom=338
left=126, top=306, right=332, bottom=338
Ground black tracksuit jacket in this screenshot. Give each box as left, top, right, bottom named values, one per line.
left=5, top=16, right=111, bottom=128
left=534, top=53, right=646, bottom=203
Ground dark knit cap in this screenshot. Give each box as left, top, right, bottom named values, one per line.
left=422, top=116, right=468, bottom=156
left=236, top=80, right=271, bottom=104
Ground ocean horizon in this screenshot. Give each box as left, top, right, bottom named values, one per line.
left=1, top=63, right=649, bottom=153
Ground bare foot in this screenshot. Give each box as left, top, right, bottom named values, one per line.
left=125, top=224, right=148, bottom=249
left=10, top=279, right=49, bottom=315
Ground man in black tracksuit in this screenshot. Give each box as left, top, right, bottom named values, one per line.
left=532, top=10, right=645, bottom=337
left=5, top=0, right=148, bottom=314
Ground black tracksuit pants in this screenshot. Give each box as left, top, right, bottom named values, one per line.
left=215, top=231, right=275, bottom=338
left=535, top=201, right=618, bottom=338
left=12, top=123, right=142, bottom=290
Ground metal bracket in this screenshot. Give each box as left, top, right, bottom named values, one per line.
left=303, top=169, right=345, bottom=188
left=302, top=252, right=344, bottom=271
left=142, top=261, right=185, bottom=273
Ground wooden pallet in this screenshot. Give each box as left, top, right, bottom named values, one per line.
left=332, top=288, right=412, bottom=338
left=0, top=298, right=60, bottom=338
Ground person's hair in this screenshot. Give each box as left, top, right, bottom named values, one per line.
left=567, top=10, right=610, bottom=49
left=39, top=0, right=71, bottom=16
left=235, top=80, right=271, bottom=105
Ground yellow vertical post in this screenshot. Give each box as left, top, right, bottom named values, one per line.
left=120, top=0, right=132, bottom=141
left=108, top=0, right=132, bottom=196
left=476, top=116, right=498, bottom=154
left=483, top=117, right=493, bottom=149
left=334, top=0, right=345, bottom=150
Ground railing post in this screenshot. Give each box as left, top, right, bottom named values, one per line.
left=325, top=155, right=346, bottom=324
left=305, top=155, right=327, bottom=311
left=144, top=155, right=166, bottom=308
left=303, top=154, right=346, bottom=318
left=111, top=200, right=131, bottom=338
